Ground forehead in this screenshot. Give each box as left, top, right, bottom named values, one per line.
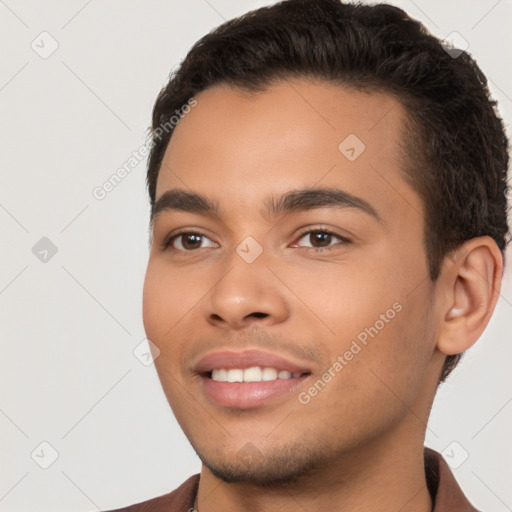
left=156, top=79, right=421, bottom=225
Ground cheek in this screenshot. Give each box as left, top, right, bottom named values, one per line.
left=142, top=260, right=182, bottom=343
left=281, top=257, right=400, bottom=342
left=142, top=258, right=213, bottom=383
left=142, top=262, right=195, bottom=407
left=142, top=258, right=203, bottom=338
left=286, top=251, right=433, bottom=381
left=301, top=302, right=432, bottom=433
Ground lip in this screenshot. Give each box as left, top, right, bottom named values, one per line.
left=201, top=375, right=310, bottom=409
left=192, top=349, right=313, bottom=409
left=193, top=349, right=312, bottom=374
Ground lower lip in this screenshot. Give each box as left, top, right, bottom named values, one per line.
left=200, top=374, right=309, bottom=409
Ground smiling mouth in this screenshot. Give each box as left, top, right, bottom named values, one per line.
left=199, top=368, right=312, bottom=409
left=192, top=349, right=313, bottom=409
left=205, top=366, right=310, bottom=383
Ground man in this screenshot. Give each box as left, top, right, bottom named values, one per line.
left=106, top=0, right=509, bottom=510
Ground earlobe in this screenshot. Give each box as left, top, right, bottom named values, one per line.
left=437, top=236, right=503, bottom=356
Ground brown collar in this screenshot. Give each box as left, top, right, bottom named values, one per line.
left=424, top=447, right=479, bottom=511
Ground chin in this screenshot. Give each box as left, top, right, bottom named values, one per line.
left=193, top=440, right=330, bottom=486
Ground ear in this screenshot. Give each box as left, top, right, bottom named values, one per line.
left=436, top=236, right=503, bottom=356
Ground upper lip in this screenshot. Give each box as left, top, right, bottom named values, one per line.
left=193, top=349, right=312, bottom=374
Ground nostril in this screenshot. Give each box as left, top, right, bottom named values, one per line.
left=249, top=312, right=267, bottom=319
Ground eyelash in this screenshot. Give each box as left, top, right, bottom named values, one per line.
left=160, top=227, right=351, bottom=253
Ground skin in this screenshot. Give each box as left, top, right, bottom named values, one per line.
left=142, top=79, right=502, bottom=512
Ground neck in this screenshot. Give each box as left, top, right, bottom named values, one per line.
left=195, top=423, right=433, bottom=512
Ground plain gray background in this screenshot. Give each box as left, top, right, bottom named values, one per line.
left=0, top=1, right=510, bottom=511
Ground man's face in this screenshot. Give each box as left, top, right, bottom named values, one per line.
left=143, top=80, right=443, bottom=483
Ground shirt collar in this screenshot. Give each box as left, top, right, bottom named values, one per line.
left=424, top=447, right=479, bottom=511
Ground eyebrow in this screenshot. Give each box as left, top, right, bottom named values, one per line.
left=151, top=187, right=382, bottom=224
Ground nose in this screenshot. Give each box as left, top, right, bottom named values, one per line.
left=203, top=261, right=290, bottom=330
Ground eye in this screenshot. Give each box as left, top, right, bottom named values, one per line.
left=161, top=228, right=350, bottom=253
left=163, top=231, right=218, bottom=251
left=293, top=229, right=351, bottom=250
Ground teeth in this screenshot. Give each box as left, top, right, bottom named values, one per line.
left=243, top=366, right=262, bottom=382
left=262, top=367, right=278, bottom=381
left=227, top=369, right=243, bottom=383
left=211, top=367, right=301, bottom=383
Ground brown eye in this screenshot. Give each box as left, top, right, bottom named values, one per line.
left=165, top=232, right=217, bottom=251
left=178, top=234, right=203, bottom=250
left=309, top=231, right=333, bottom=247
left=294, top=230, right=350, bottom=250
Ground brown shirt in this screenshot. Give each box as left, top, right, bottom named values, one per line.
left=105, top=448, right=479, bottom=511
